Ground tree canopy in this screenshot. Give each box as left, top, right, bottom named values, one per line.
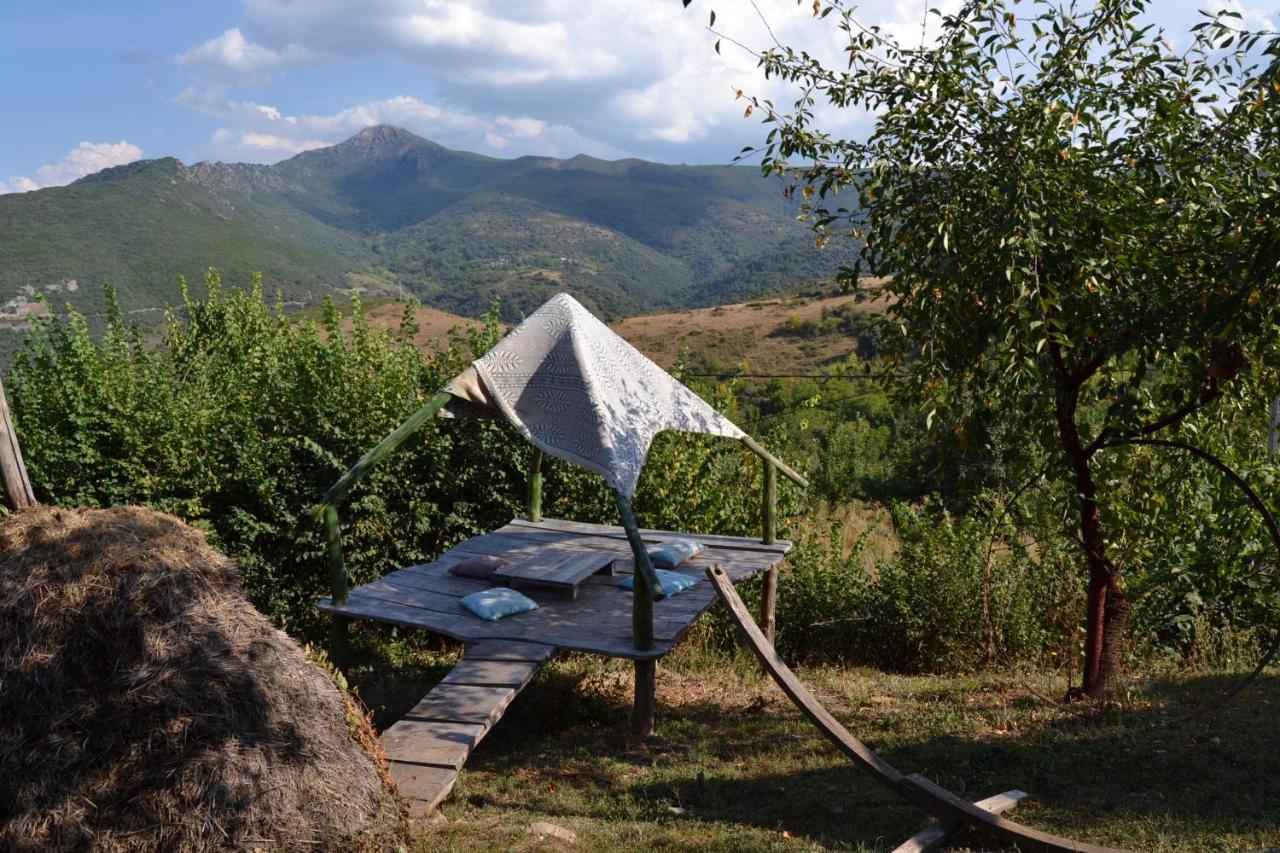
left=737, top=0, right=1280, bottom=696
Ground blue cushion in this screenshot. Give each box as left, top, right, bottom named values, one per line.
left=620, top=568, right=700, bottom=597
left=459, top=587, right=539, bottom=621
left=646, top=538, right=703, bottom=568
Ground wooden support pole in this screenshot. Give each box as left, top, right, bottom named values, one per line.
left=316, top=390, right=453, bottom=668
left=320, top=391, right=453, bottom=508
left=323, top=503, right=351, bottom=664
left=761, top=564, right=779, bottom=646
left=0, top=378, right=36, bottom=511
left=614, top=490, right=661, bottom=736
left=762, top=460, right=777, bottom=545
left=527, top=447, right=543, bottom=522
left=632, top=659, right=656, bottom=737
left=760, top=459, right=779, bottom=646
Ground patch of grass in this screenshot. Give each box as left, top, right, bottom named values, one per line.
left=388, top=640, right=1279, bottom=851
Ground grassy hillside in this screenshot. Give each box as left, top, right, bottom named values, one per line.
left=346, top=283, right=893, bottom=375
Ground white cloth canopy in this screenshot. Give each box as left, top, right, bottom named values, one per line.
left=442, top=293, right=745, bottom=496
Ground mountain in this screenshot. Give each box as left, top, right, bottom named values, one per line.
left=0, top=125, right=857, bottom=341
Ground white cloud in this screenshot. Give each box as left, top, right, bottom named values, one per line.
left=0, top=176, right=40, bottom=195
left=173, top=0, right=864, bottom=162
left=176, top=27, right=313, bottom=77
left=0, top=140, right=143, bottom=194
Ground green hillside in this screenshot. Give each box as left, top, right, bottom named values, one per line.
left=0, top=124, right=856, bottom=340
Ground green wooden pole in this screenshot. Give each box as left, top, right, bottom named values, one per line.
left=614, top=491, right=664, bottom=652
left=760, top=460, right=779, bottom=645
left=324, top=503, right=351, bottom=663
left=316, top=389, right=452, bottom=667
left=527, top=447, right=544, bottom=522
left=319, top=391, right=454, bottom=508
left=762, top=460, right=777, bottom=546
left=741, top=435, right=809, bottom=488
left=324, top=503, right=348, bottom=604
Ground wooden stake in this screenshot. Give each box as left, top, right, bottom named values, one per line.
left=0, top=378, right=35, bottom=511
left=527, top=447, right=543, bottom=522
left=632, top=659, right=656, bottom=737
left=760, top=460, right=779, bottom=646
left=761, top=564, right=778, bottom=646
left=762, top=460, right=777, bottom=545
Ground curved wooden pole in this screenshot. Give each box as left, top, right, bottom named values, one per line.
left=706, top=564, right=1128, bottom=853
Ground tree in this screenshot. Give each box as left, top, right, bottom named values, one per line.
left=734, top=0, right=1280, bottom=697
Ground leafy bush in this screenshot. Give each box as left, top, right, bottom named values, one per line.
left=7, top=275, right=775, bottom=642
left=770, top=499, right=1080, bottom=671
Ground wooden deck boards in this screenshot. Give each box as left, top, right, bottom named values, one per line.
left=322, top=517, right=790, bottom=660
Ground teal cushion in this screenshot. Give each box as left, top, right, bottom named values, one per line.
left=620, top=568, right=700, bottom=597
left=647, top=538, right=703, bottom=568
left=459, top=587, right=538, bottom=621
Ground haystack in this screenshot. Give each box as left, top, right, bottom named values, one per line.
left=0, top=506, right=400, bottom=851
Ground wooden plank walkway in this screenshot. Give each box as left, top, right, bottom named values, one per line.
left=321, top=518, right=791, bottom=660
left=383, top=639, right=554, bottom=816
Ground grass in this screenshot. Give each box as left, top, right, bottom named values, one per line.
left=344, top=629, right=1280, bottom=851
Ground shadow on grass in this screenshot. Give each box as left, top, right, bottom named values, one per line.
left=456, top=668, right=1280, bottom=850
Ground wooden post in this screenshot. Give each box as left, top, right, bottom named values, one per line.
left=762, top=460, right=777, bottom=545
left=527, top=447, right=543, bottom=522
left=761, top=460, right=779, bottom=645
left=323, top=503, right=350, bottom=664
left=632, top=659, right=656, bottom=737
left=614, top=490, right=662, bottom=736
left=0, top=378, right=36, bottom=511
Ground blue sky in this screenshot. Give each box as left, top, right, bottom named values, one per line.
left=2, top=0, right=1277, bottom=193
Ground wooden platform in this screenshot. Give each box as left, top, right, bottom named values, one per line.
left=321, top=517, right=791, bottom=660
left=383, top=639, right=554, bottom=816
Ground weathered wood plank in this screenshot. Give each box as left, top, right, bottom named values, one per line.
left=510, top=517, right=792, bottom=554
left=463, top=639, right=556, bottom=663
left=381, top=720, right=486, bottom=770
left=440, top=658, right=543, bottom=690
left=403, top=684, right=519, bottom=726
left=387, top=761, right=458, bottom=816
left=891, top=789, right=1028, bottom=853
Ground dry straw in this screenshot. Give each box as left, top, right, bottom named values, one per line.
left=0, top=505, right=402, bottom=851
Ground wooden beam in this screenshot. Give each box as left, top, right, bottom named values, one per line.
left=527, top=446, right=544, bottom=522
left=0, top=378, right=36, bottom=510
left=741, top=435, right=808, bottom=489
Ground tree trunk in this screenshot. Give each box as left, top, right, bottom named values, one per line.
left=1100, top=583, right=1130, bottom=688
left=1055, top=389, right=1120, bottom=700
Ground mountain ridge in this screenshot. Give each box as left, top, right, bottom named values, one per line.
left=0, top=124, right=857, bottom=346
